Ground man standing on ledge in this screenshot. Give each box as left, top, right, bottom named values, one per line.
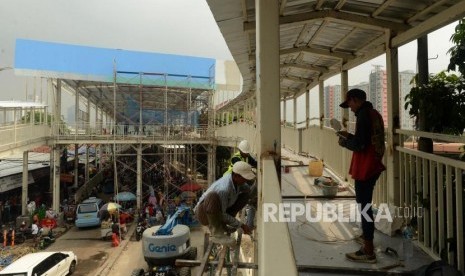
left=337, top=88, right=386, bottom=263
left=195, top=161, right=254, bottom=245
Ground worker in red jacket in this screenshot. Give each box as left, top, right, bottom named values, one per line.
left=337, top=88, right=386, bottom=263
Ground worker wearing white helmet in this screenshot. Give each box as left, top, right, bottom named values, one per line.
left=195, top=161, right=255, bottom=245
left=224, top=140, right=257, bottom=175
left=223, top=140, right=258, bottom=232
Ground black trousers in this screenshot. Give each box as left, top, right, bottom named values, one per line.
left=354, top=173, right=380, bottom=241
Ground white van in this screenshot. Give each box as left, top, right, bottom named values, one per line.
left=0, top=251, right=77, bottom=276
left=75, top=197, right=104, bottom=228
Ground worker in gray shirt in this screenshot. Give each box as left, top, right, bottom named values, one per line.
left=195, top=161, right=254, bottom=245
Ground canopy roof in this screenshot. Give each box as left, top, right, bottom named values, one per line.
left=15, top=39, right=216, bottom=122
left=206, top=0, right=465, bottom=110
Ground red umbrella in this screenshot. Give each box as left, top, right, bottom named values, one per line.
left=179, top=182, right=202, bottom=192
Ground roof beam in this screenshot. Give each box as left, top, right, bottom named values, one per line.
left=243, top=10, right=409, bottom=32
left=407, top=0, right=449, bottom=24
left=241, top=0, right=247, bottom=20
left=372, top=0, right=396, bottom=17
left=392, top=0, right=465, bottom=47
left=315, top=0, right=325, bottom=10
left=281, top=63, right=329, bottom=73
left=334, top=0, right=347, bottom=10
left=280, top=46, right=355, bottom=60
left=279, top=0, right=288, bottom=16
left=250, top=46, right=355, bottom=61
left=281, top=75, right=312, bottom=84
left=331, top=27, right=357, bottom=52
left=281, top=88, right=300, bottom=95
left=306, top=19, right=328, bottom=46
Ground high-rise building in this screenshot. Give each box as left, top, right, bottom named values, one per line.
left=399, top=70, right=416, bottom=130
left=324, top=85, right=343, bottom=122
left=368, top=67, right=415, bottom=129
left=323, top=70, right=415, bottom=129
left=369, top=65, right=388, bottom=125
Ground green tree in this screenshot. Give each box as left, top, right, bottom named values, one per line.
left=404, top=71, right=465, bottom=135
left=448, top=19, right=465, bottom=75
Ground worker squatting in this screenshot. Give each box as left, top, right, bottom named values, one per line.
left=263, top=203, right=423, bottom=223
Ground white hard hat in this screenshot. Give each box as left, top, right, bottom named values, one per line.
left=238, top=140, right=250, bottom=154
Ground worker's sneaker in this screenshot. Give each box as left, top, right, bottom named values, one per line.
left=345, top=249, right=377, bottom=263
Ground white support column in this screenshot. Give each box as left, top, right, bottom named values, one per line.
left=293, top=97, right=297, bottom=127
left=75, top=87, right=79, bottom=130
left=319, top=81, right=324, bottom=128
left=14, top=108, right=17, bottom=143
left=85, top=144, right=89, bottom=184
left=95, top=103, right=98, bottom=132
left=136, top=145, right=142, bottom=211
left=207, top=145, right=216, bottom=184
left=319, top=81, right=325, bottom=160
left=22, top=151, right=28, bottom=216
left=30, top=107, right=34, bottom=125
left=386, top=32, right=400, bottom=206
left=305, top=90, right=309, bottom=128
left=86, top=97, right=90, bottom=134
left=256, top=0, right=281, bottom=159
left=282, top=100, right=287, bottom=126
left=341, top=71, right=349, bottom=122
left=53, top=146, right=61, bottom=212
left=74, top=145, right=79, bottom=188
left=56, top=80, right=61, bottom=134
left=100, top=107, right=103, bottom=133
left=341, top=70, right=349, bottom=181
left=256, top=0, right=296, bottom=275
left=99, top=144, right=103, bottom=171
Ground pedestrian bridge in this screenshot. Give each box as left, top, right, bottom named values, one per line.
left=2, top=0, right=465, bottom=274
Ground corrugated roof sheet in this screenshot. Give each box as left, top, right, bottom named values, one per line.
left=206, top=0, right=465, bottom=111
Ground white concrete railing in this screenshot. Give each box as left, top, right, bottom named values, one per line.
left=52, top=123, right=211, bottom=142
left=0, top=124, right=50, bottom=153
left=258, top=157, right=298, bottom=276
left=281, top=126, right=299, bottom=151
left=277, top=124, right=464, bottom=273
left=215, top=121, right=258, bottom=151
left=291, top=125, right=389, bottom=206
left=215, top=122, right=297, bottom=275
left=397, top=129, right=464, bottom=273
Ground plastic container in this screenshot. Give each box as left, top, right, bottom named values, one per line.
left=402, top=224, right=414, bottom=260
left=321, top=181, right=338, bottom=197
left=308, top=160, right=323, bottom=176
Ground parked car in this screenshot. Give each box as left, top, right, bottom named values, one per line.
left=75, top=197, right=103, bottom=228
left=0, top=251, right=77, bottom=276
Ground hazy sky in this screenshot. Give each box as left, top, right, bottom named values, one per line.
left=0, top=0, right=459, bottom=104
left=0, top=0, right=232, bottom=101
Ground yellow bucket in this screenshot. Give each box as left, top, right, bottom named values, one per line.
left=308, top=160, right=324, bottom=176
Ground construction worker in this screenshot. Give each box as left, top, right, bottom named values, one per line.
left=195, top=161, right=255, bottom=245
left=224, top=140, right=257, bottom=174
left=223, top=140, right=257, bottom=231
